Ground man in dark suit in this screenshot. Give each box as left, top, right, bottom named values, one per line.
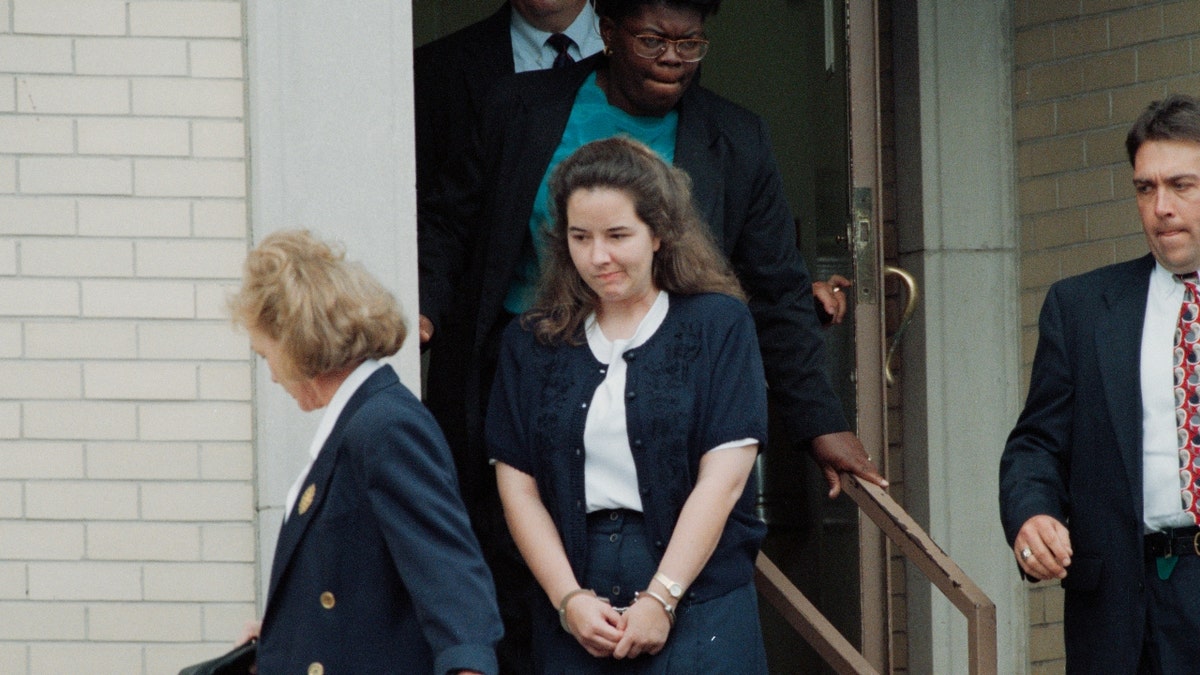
left=1000, top=94, right=1200, bottom=673
left=413, top=1, right=603, bottom=200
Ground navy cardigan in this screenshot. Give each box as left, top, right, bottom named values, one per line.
left=486, top=293, right=768, bottom=602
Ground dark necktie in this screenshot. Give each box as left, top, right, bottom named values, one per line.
left=1175, top=274, right=1200, bottom=523
left=547, top=33, right=575, bottom=69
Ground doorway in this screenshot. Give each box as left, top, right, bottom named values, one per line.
left=701, top=3, right=863, bottom=672
left=411, top=1, right=887, bottom=671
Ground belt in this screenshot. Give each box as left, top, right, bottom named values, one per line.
left=586, top=508, right=643, bottom=526
left=1144, top=526, right=1200, bottom=559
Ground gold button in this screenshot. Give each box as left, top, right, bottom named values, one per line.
left=308, top=663, right=324, bottom=675
left=320, top=591, right=335, bottom=609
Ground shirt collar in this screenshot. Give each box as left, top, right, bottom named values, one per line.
left=510, top=2, right=601, bottom=71
left=306, top=359, right=385, bottom=461
left=584, top=290, right=669, bottom=361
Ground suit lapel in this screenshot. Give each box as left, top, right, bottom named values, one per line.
left=511, top=76, right=576, bottom=217
left=674, top=88, right=724, bottom=243
left=1096, top=255, right=1154, bottom=515
left=463, top=5, right=515, bottom=106
left=263, top=367, right=398, bottom=606
left=475, top=60, right=592, bottom=346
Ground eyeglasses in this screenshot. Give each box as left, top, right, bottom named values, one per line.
left=625, top=28, right=710, bottom=62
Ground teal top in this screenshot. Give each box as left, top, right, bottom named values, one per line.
left=503, top=71, right=679, bottom=314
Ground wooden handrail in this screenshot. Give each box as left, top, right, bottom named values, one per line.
left=754, top=473, right=996, bottom=675
left=755, top=552, right=879, bottom=675
left=842, top=474, right=997, bottom=674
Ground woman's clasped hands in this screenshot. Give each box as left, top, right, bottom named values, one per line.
left=560, top=589, right=672, bottom=660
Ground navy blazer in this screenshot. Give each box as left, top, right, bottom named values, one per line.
left=419, top=55, right=848, bottom=500
left=999, top=254, right=1161, bottom=673
left=258, top=366, right=503, bottom=674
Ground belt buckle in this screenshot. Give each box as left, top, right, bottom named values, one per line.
left=1193, top=531, right=1200, bottom=557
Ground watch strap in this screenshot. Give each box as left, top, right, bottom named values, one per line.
left=653, top=571, right=684, bottom=599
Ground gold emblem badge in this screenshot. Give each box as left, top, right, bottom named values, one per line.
left=298, top=483, right=316, bottom=516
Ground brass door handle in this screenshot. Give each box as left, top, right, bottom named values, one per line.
left=884, top=266, right=919, bottom=386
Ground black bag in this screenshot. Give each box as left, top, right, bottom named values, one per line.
left=178, top=639, right=256, bottom=675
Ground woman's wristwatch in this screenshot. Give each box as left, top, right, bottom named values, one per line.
left=653, top=571, right=684, bottom=600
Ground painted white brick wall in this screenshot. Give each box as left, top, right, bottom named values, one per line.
left=0, top=1, right=255, bottom=672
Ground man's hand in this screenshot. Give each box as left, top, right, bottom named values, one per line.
left=810, top=431, right=888, bottom=498
left=419, top=314, right=434, bottom=344
left=812, top=274, right=853, bottom=325
left=1014, top=515, right=1072, bottom=580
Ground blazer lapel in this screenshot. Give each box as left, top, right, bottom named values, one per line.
left=263, top=367, right=398, bottom=605
left=510, top=78, right=576, bottom=223
left=265, top=430, right=338, bottom=601
left=1096, top=254, right=1154, bottom=515
left=475, top=59, right=593, bottom=346
left=463, top=5, right=515, bottom=106
left=674, top=87, right=724, bottom=244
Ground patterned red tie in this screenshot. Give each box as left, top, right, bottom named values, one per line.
left=1175, top=274, right=1200, bottom=523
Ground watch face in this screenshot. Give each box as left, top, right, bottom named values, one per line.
left=668, top=583, right=682, bottom=598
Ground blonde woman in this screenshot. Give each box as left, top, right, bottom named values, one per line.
left=230, top=230, right=502, bottom=674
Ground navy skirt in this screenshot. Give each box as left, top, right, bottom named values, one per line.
left=532, top=509, right=768, bottom=674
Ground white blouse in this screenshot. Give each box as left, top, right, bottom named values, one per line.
left=582, top=292, right=755, bottom=513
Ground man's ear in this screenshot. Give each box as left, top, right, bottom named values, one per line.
left=598, top=16, right=614, bottom=45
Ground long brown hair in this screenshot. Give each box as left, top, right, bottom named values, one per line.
left=526, top=136, right=744, bottom=345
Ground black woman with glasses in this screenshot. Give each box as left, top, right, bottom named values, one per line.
left=419, top=1, right=886, bottom=672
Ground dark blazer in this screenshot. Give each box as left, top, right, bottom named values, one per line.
left=257, top=366, right=503, bottom=675
left=419, top=55, right=848, bottom=502
left=413, top=3, right=514, bottom=199
left=999, top=254, right=1160, bottom=673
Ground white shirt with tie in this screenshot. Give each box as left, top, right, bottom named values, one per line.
left=1141, top=263, right=1198, bottom=532
left=510, top=2, right=604, bottom=73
